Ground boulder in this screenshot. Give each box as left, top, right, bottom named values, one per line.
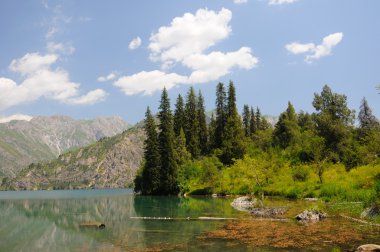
left=231, top=196, right=257, bottom=212
left=356, top=244, right=380, bottom=251
left=361, top=205, right=380, bottom=219
left=295, top=209, right=327, bottom=222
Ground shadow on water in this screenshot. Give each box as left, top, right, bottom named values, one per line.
left=0, top=190, right=379, bottom=252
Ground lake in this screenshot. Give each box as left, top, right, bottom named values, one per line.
left=0, top=189, right=379, bottom=251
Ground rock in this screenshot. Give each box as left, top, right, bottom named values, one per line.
left=231, top=196, right=257, bottom=212
left=295, top=209, right=327, bottom=222
left=251, top=207, right=288, bottom=217
left=356, top=244, right=380, bottom=251
left=361, top=205, right=380, bottom=219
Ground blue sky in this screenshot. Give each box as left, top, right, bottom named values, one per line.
left=0, top=0, right=379, bottom=124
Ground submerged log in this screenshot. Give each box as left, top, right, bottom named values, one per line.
left=356, top=244, right=380, bottom=251
left=79, top=222, right=106, bottom=229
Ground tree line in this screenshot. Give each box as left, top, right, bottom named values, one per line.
left=135, top=82, right=380, bottom=195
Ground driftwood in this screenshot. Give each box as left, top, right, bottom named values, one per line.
left=130, top=216, right=289, bottom=222
left=340, top=214, right=380, bottom=227
left=79, top=222, right=106, bottom=229
left=356, top=244, right=380, bottom=251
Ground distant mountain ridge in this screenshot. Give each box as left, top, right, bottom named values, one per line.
left=5, top=122, right=145, bottom=190
left=0, top=115, right=129, bottom=178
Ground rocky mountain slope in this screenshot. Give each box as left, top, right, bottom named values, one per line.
left=0, top=116, right=129, bottom=177
left=4, top=122, right=145, bottom=190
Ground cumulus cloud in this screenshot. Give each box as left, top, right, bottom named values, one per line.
left=149, top=8, right=232, bottom=67
left=285, top=32, right=343, bottom=63
left=115, top=70, right=188, bottom=96
left=269, top=0, right=298, bottom=5
left=0, top=114, right=33, bottom=123
left=0, top=53, right=107, bottom=111
left=46, top=41, right=75, bottom=55
left=97, top=72, right=118, bottom=82
left=233, top=0, right=248, bottom=4
left=184, top=47, right=258, bottom=83
left=114, top=8, right=258, bottom=96
left=128, top=37, right=142, bottom=50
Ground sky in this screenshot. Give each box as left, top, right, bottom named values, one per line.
left=0, top=0, right=379, bottom=124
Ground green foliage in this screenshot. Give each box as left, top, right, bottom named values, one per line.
left=213, top=82, right=227, bottom=149
left=242, top=104, right=251, bottom=137
left=273, top=102, right=301, bottom=149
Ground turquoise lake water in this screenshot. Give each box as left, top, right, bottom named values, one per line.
left=0, top=189, right=378, bottom=252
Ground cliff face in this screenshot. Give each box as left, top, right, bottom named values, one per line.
left=6, top=123, right=145, bottom=190
left=0, top=116, right=129, bottom=177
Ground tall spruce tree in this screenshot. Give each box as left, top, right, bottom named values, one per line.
left=242, top=104, right=251, bottom=137
left=221, top=81, right=246, bottom=164
left=208, top=113, right=216, bottom=152
left=173, top=94, right=186, bottom=136
left=256, top=107, right=262, bottom=130
left=198, top=90, right=209, bottom=155
left=135, top=107, right=160, bottom=195
left=250, top=106, right=256, bottom=135
left=185, top=87, right=200, bottom=158
left=214, top=82, right=227, bottom=149
left=158, top=88, right=179, bottom=194
left=175, top=128, right=191, bottom=166
left=358, top=97, right=380, bottom=135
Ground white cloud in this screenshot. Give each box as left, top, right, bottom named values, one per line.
left=128, top=37, right=142, bottom=50
left=285, top=32, right=344, bottom=63
left=234, top=0, right=248, bottom=4
left=114, top=70, right=188, bottom=96
left=184, top=47, right=258, bottom=83
left=46, top=41, right=75, bottom=55
left=66, top=89, right=107, bottom=105
left=114, top=8, right=258, bottom=96
left=149, top=8, right=232, bottom=67
left=0, top=53, right=107, bottom=111
left=0, top=114, right=33, bottom=123
left=97, top=72, right=118, bottom=82
left=269, top=0, right=298, bottom=5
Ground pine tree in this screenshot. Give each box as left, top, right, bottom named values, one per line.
left=242, top=104, right=251, bottom=137
left=135, top=107, right=160, bottom=195
left=256, top=107, right=262, bottom=130
left=249, top=106, right=256, bottom=135
left=214, top=82, right=227, bottom=149
left=208, top=113, right=216, bottom=152
left=198, top=90, right=209, bottom=155
left=221, top=81, right=246, bottom=164
left=185, top=87, right=200, bottom=158
left=158, top=88, right=178, bottom=195
left=175, top=128, right=191, bottom=166
left=358, top=97, right=380, bottom=135
left=173, top=94, right=185, bottom=136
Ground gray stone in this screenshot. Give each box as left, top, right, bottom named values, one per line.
left=295, top=209, right=327, bottom=222
left=231, top=196, right=257, bottom=212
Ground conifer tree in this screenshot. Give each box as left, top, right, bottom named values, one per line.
left=208, top=113, right=216, bottom=152
left=255, top=107, right=262, bottom=130
left=158, top=88, right=178, bottom=194
left=214, top=82, right=227, bottom=149
left=198, top=90, right=209, bottom=155
left=185, top=87, right=200, bottom=158
left=358, top=97, right=380, bottom=135
left=242, top=104, right=251, bottom=137
left=135, top=107, right=160, bottom=195
left=249, top=106, right=256, bottom=135
left=174, top=94, right=185, bottom=136
left=221, top=81, right=246, bottom=164
left=175, top=128, right=191, bottom=166
left=273, top=102, right=300, bottom=148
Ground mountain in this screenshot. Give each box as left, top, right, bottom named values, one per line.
left=4, top=122, right=145, bottom=190
left=0, top=116, right=129, bottom=178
